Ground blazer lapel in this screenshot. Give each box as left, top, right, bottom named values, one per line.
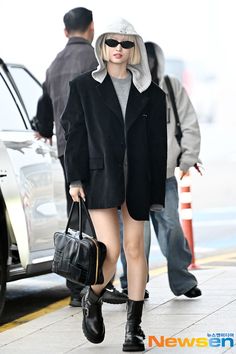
left=125, top=83, right=150, bottom=132
left=96, top=74, right=123, bottom=126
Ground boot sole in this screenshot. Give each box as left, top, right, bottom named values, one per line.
left=123, top=343, right=145, bottom=352
left=82, top=318, right=105, bottom=344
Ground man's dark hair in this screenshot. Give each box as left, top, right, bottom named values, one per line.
left=145, top=42, right=159, bottom=85
left=63, top=7, right=93, bottom=33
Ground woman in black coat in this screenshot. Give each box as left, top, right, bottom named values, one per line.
left=61, top=18, right=167, bottom=352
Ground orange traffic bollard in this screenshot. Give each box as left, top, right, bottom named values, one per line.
left=179, top=171, right=199, bottom=269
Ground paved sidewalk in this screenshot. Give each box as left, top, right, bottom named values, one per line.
left=0, top=266, right=236, bottom=353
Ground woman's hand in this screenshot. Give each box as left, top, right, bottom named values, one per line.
left=34, top=132, right=52, bottom=146
left=69, top=186, right=86, bottom=202
left=179, top=169, right=188, bottom=180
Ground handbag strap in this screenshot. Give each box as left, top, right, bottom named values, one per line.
left=65, top=197, right=97, bottom=240
left=164, top=75, right=182, bottom=145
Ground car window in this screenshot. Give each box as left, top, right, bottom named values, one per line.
left=8, top=66, right=42, bottom=124
left=0, top=74, right=26, bottom=131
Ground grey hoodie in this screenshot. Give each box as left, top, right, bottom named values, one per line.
left=92, top=18, right=151, bottom=93
left=149, top=42, right=201, bottom=178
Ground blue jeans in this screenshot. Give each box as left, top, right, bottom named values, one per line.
left=120, top=176, right=197, bottom=295
left=150, top=176, right=197, bottom=295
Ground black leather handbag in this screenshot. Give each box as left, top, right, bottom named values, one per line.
left=52, top=197, right=107, bottom=285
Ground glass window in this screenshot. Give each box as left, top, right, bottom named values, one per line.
left=0, top=74, right=26, bottom=131
left=8, top=67, right=42, bottom=124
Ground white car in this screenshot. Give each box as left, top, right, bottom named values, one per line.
left=0, top=58, right=66, bottom=317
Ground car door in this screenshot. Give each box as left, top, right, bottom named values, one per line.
left=0, top=63, right=66, bottom=268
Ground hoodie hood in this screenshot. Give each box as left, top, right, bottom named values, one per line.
left=92, top=18, right=151, bottom=93
left=145, top=41, right=165, bottom=81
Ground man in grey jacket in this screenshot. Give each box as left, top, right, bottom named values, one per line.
left=35, top=7, right=127, bottom=306
left=121, top=41, right=202, bottom=298
left=35, top=7, right=97, bottom=214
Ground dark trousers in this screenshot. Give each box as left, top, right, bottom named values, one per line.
left=59, top=155, right=84, bottom=295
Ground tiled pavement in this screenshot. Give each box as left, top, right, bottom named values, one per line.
left=0, top=266, right=236, bottom=353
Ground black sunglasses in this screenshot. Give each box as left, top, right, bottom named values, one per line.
left=105, top=39, right=135, bottom=49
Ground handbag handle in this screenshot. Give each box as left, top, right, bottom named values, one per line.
left=65, top=197, right=97, bottom=240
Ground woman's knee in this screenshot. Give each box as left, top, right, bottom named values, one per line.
left=105, top=246, right=120, bottom=265
left=124, top=242, right=144, bottom=261
left=89, top=207, right=120, bottom=264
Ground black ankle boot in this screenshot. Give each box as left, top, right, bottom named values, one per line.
left=81, top=287, right=105, bottom=344
left=123, top=299, right=145, bottom=352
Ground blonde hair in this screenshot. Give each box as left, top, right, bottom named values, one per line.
left=100, top=34, right=141, bottom=65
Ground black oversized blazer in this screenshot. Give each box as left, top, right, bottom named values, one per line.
left=61, top=71, right=167, bottom=220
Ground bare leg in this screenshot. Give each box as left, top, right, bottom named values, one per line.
left=121, top=203, right=147, bottom=301
left=89, top=208, right=120, bottom=296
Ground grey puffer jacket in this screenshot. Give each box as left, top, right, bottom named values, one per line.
left=149, top=42, right=201, bottom=178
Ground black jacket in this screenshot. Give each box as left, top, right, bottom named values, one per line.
left=61, top=72, right=167, bottom=220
